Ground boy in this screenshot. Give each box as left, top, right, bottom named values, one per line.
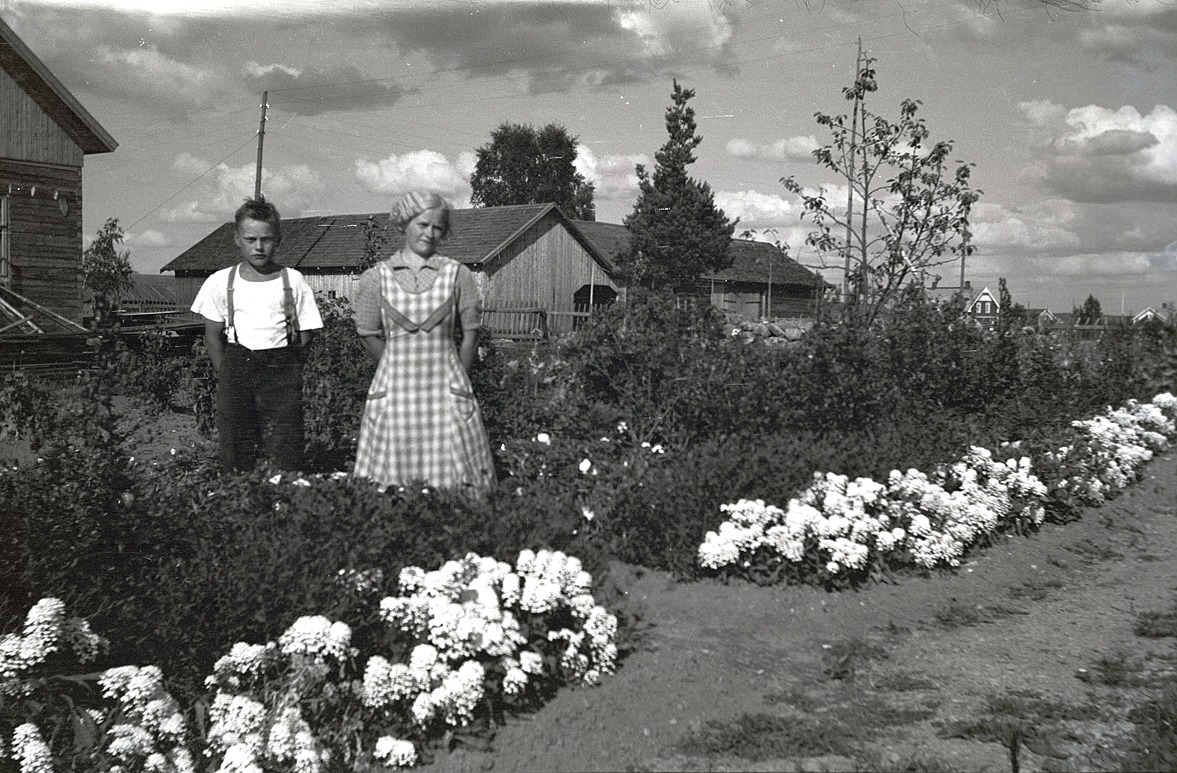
left=191, top=196, right=323, bottom=471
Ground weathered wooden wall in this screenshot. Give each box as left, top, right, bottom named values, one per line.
left=0, top=160, right=83, bottom=322
left=0, top=65, right=84, bottom=166
left=481, top=219, right=617, bottom=313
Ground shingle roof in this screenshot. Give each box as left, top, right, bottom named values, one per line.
left=161, top=203, right=613, bottom=274
left=0, top=17, right=117, bottom=155
left=570, top=220, right=823, bottom=288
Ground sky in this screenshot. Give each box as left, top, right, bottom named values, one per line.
left=3, top=0, right=1175, bottom=314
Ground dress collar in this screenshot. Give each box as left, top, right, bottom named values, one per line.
left=388, top=250, right=439, bottom=271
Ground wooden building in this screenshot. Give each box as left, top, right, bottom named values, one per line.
left=0, top=17, right=117, bottom=326
left=161, top=203, right=621, bottom=336
left=572, top=220, right=824, bottom=319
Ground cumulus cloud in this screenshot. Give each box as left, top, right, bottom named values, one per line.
left=713, top=190, right=795, bottom=228
left=1021, top=101, right=1177, bottom=202
left=726, top=136, right=819, bottom=162
left=574, top=146, right=648, bottom=202
left=162, top=154, right=323, bottom=222
left=354, top=150, right=471, bottom=202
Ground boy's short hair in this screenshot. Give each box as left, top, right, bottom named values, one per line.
left=390, top=191, right=450, bottom=236
left=235, top=196, right=281, bottom=237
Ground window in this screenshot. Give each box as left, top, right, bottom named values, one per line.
left=0, top=196, right=9, bottom=288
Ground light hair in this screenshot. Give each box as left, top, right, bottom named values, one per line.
left=235, top=195, right=281, bottom=237
left=390, top=191, right=450, bottom=236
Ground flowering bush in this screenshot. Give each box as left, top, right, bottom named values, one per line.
left=699, top=393, right=1177, bottom=587
left=202, top=550, right=618, bottom=771
left=0, top=598, right=195, bottom=773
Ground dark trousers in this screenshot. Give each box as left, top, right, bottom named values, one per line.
left=217, top=345, right=305, bottom=471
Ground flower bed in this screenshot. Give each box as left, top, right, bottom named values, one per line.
left=698, top=393, right=1177, bottom=587
left=0, top=550, right=617, bottom=772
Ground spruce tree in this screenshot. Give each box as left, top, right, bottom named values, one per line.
left=621, top=80, right=734, bottom=292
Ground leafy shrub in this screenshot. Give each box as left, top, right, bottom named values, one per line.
left=109, top=329, right=191, bottom=411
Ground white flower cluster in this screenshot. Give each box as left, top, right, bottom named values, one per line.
left=204, top=617, right=344, bottom=773
left=99, top=665, right=194, bottom=772
left=699, top=393, right=1177, bottom=577
left=0, top=597, right=107, bottom=693
left=369, top=550, right=617, bottom=740
left=277, top=615, right=355, bottom=663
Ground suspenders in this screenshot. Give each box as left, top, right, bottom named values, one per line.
left=225, top=264, right=300, bottom=346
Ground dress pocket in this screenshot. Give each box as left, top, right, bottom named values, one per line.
left=450, top=385, right=477, bottom=421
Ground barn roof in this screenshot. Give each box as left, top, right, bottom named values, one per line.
left=0, top=17, right=117, bottom=155
left=570, top=220, right=823, bottom=288
left=161, top=204, right=615, bottom=274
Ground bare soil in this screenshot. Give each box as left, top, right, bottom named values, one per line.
left=422, top=451, right=1177, bottom=773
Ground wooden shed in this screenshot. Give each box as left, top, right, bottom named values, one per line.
left=572, top=220, right=824, bottom=320
left=161, top=203, right=621, bottom=337
left=0, top=17, right=117, bottom=327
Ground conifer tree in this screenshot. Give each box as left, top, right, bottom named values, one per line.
left=620, top=80, right=734, bottom=292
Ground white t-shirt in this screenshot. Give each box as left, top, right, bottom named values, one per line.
left=192, top=265, right=324, bottom=351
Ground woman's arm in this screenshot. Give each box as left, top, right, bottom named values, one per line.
left=458, top=328, right=477, bottom=373
left=360, top=334, right=385, bottom=362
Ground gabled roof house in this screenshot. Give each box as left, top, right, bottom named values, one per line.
left=1, top=16, right=117, bottom=330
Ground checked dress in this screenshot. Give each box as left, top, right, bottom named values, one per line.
left=353, top=257, right=495, bottom=495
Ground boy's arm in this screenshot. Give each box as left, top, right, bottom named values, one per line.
left=203, top=319, right=226, bottom=371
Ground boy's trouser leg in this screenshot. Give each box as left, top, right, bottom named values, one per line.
left=255, top=346, right=305, bottom=471
left=217, top=345, right=260, bottom=470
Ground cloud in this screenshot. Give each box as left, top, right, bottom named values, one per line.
left=244, top=62, right=409, bottom=116
left=574, top=146, right=648, bottom=202
left=1021, top=101, right=1177, bottom=202
left=1076, top=2, right=1177, bottom=69
left=124, top=229, right=171, bottom=248
left=713, top=190, right=795, bottom=228
left=377, top=1, right=737, bottom=93
left=162, top=154, right=323, bottom=221
left=354, top=150, right=471, bottom=202
left=970, top=199, right=1082, bottom=254
left=726, top=136, right=819, bottom=162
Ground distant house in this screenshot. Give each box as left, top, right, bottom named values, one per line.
left=965, top=286, right=1000, bottom=330
left=1132, top=306, right=1169, bottom=325
left=572, top=221, right=824, bottom=319
left=0, top=17, right=117, bottom=329
left=162, top=204, right=621, bottom=337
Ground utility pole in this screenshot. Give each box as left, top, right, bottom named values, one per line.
left=254, top=91, right=268, bottom=200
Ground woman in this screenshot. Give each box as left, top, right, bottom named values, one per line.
left=352, top=191, right=495, bottom=496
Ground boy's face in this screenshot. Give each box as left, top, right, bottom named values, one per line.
left=234, top=217, right=280, bottom=270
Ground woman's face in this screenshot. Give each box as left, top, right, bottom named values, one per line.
left=403, top=208, right=448, bottom=258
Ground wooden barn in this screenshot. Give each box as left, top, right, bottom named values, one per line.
left=572, top=220, right=824, bottom=320
left=0, top=17, right=117, bottom=328
left=161, top=203, right=622, bottom=337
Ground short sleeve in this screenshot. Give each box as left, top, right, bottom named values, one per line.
left=454, top=263, right=481, bottom=330
left=292, top=273, right=323, bottom=331
left=354, top=265, right=384, bottom=337
left=191, top=272, right=226, bottom=323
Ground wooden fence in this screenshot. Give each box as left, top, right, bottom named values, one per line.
left=481, top=307, right=592, bottom=339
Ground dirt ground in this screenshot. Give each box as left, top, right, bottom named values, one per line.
left=21, top=401, right=1177, bottom=773
left=420, top=451, right=1177, bottom=773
